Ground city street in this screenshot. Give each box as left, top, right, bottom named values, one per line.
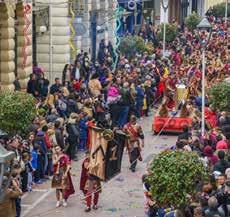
left=21, top=111, right=177, bottom=217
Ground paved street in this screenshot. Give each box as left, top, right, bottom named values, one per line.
left=21, top=112, right=177, bottom=217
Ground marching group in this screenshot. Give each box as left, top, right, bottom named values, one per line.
left=0, top=12, right=229, bottom=217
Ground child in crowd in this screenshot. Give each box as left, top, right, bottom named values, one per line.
left=12, top=164, right=23, bottom=217
left=20, top=152, right=34, bottom=192
left=31, top=144, right=41, bottom=184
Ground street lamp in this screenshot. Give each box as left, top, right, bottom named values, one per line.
left=196, top=17, right=212, bottom=137
left=225, top=0, right=228, bottom=25
left=161, top=0, right=169, bottom=58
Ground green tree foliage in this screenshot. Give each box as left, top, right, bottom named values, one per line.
left=0, top=91, right=36, bottom=136
left=119, top=36, right=147, bottom=58
left=208, top=3, right=230, bottom=17
left=185, top=12, right=201, bottom=31
left=148, top=151, right=207, bottom=208
left=157, top=23, right=178, bottom=43
left=208, top=82, right=230, bottom=112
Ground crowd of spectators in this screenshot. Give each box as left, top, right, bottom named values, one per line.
left=0, top=14, right=229, bottom=217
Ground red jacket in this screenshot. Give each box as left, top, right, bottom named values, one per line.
left=44, top=132, right=52, bottom=149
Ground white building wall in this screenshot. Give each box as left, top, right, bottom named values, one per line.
left=36, top=0, right=70, bottom=82
left=73, top=0, right=115, bottom=58
left=35, top=0, right=116, bottom=80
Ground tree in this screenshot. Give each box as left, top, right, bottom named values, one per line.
left=208, top=3, right=230, bottom=17
left=157, top=23, right=178, bottom=43
left=185, top=12, right=201, bottom=31
left=208, top=82, right=230, bottom=112
left=148, top=151, right=207, bottom=208
left=119, top=36, right=146, bottom=58
left=0, top=91, right=36, bottom=136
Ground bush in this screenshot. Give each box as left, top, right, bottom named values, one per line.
left=208, top=82, right=230, bottom=112
left=208, top=3, right=230, bottom=17
left=119, top=36, right=146, bottom=58
left=185, top=12, right=201, bottom=31
left=157, top=23, right=178, bottom=43
left=148, top=151, right=207, bottom=208
left=0, top=91, right=36, bottom=136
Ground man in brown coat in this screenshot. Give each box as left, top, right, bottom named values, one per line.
left=0, top=186, right=22, bottom=217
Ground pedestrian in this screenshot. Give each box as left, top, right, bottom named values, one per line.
left=88, top=73, right=102, bottom=97
left=123, top=115, right=144, bottom=172
left=51, top=145, right=75, bottom=208
left=66, top=113, right=79, bottom=161
left=0, top=165, right=22, bottom=217
left=31, top=144, right=41, bottom=184
left=80, top=151, right=90, bottom=195
left=54, top=120, right=65, bottom=150
left=20, top=152, right=33, bottom=192
left=84, top=174, right=102, bottom=212
left=50, top=78, right=62, bottom=95
left=79, top=112, right=88, bottom=151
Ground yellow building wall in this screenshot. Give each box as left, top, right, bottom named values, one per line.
left=205, top=0, right=226, bottom=12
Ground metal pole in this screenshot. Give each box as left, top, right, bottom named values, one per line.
left=0, top=24, right=1, bottom=90
left=49, top=1, right=53, bottom=82
left=225, top=0, right=228, bottom=25
left=163, top=9, right=166, bottom=57
left=201, top=48, right=205, bottom=136
left=90, top=11, right=97, bottom=66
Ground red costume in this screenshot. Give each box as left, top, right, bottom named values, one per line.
left=85, top=175, right=101, bottom=209
left=87, top=121, right=95, bottom=150
left=205, top=107, right=217, bottom=128
left=80, top=157, right=90, bottom=195
left=52, top=154, right=75, bottom=200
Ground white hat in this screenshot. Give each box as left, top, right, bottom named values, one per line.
left=125, top=64, right=130, bottom=69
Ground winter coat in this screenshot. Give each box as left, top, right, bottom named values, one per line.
left=79, top=118, right=88, bottom=140
left=0, top=188, right=22, bottom=217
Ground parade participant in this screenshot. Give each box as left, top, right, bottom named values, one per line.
left=80, top=151, right=90, bottom=195
left=123, top=115, right=144, bottom=172
left=51, top=145, right=75, bottom=208
left=84, top=174, right=102, bottom=212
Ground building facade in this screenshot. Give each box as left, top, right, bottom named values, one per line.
left=35, top=0, right=116, bottom=82
left=0, top=1, right=32, bottom=90
left=160, top=0, right=226, bottom=24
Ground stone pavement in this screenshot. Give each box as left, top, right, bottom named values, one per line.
left=21, top=113, right=177, bottom=217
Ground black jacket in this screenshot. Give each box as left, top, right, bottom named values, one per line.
left=55, top=128, right=65, bottom=149
left=213, top=159, right=230, bottom=174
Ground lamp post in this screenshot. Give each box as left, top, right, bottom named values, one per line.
left=0, top=24, right=2, bottom=90
left=161, top=0, right=169, bottom=58
left=225, top=0, right=228, bottom=25
left=196, top=17, right=212, bottom=137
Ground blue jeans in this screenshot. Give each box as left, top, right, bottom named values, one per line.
left=118, top=106, right=129, bottom=128
left=135, top=102, right=143, bottom=118
left=79, top=139, right=87, bottom=151
left=15, top=198, right=21, bottom=217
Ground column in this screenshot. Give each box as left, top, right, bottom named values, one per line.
left=16, top=2, right=33, bottom=89
left=107, top=0, right=116, bottom=45
left=81, top=0, right=92, bottom=53
left=0, top=2, right=15, bottom=91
